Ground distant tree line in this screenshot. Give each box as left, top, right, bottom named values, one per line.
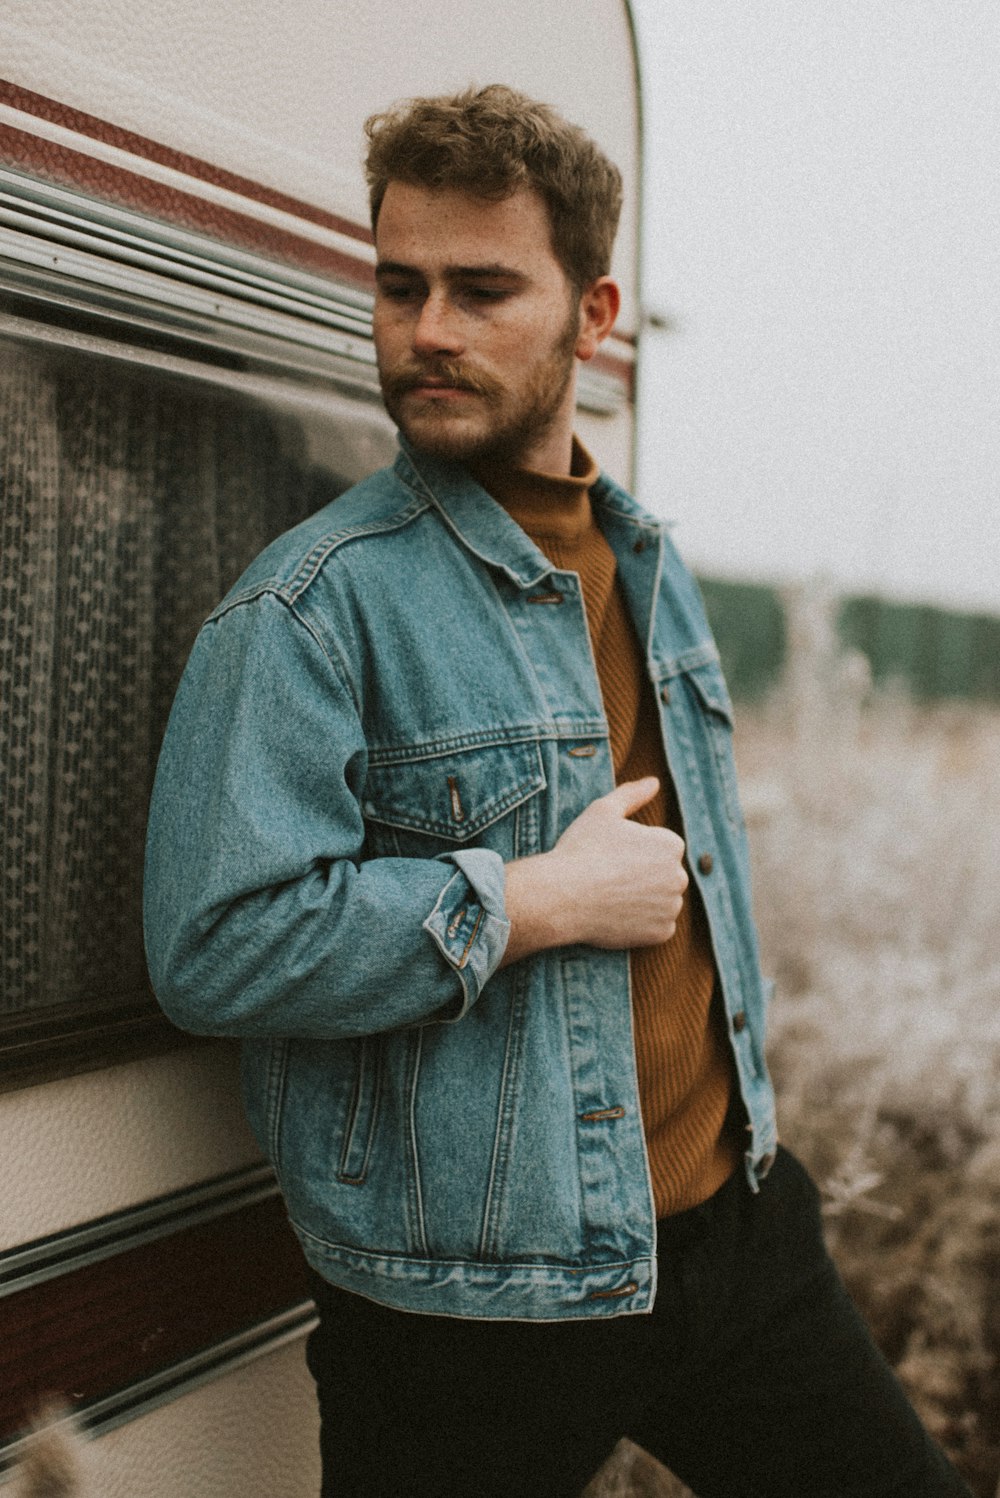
left=699, top=577, right=1000, bottom=703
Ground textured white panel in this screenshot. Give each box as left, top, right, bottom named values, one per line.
left=0, top=0, right=639, bottom=324
left=0, top=1045, right=261, bottom=1249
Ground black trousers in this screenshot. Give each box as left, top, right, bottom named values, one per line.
left=305, top=1148, right=972, bottom=1498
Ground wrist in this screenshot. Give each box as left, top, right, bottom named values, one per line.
left=500, top=850, right=577, bottom=967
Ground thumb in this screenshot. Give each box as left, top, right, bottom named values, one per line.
left=602, top=776, right=660, bottom=819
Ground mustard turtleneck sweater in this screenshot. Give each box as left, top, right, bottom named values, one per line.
left=475, top=442, right=740, bottom=1218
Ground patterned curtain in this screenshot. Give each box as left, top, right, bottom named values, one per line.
left=0, top=341, right=328, bottom=1016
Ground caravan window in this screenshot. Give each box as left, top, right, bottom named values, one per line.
left=0, top=333, right=392, bottom=1085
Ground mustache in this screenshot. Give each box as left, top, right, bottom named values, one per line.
left=381, top=360, right=501, bottom=400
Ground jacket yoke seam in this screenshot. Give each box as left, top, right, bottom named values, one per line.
left=206, top=495, right=430, bottom=617
left=279, top=495, right=431, bottom=604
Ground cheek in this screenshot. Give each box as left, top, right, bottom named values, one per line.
left=372, top=300, right=407, bottom=346
left=486, top=317, right=554, bottom=368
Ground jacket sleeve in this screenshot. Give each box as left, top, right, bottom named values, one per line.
left=143, top=589, right=510, bottom=1039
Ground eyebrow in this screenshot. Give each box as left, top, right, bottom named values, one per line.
left=375, top=261, right=530, bottom=285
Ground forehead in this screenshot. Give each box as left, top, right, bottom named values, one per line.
left=375, top=181, right=563, bottom=280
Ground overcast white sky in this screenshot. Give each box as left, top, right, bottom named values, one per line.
left=629, top=0, right=999, bottom=613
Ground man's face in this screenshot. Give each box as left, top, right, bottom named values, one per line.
left=372, top=182, right=583, bottom=471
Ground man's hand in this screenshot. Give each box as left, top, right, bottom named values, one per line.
left=500, top=777, right=688, bottom=967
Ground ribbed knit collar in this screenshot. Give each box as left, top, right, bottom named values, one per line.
left=471, top=438, right=599, bottom=543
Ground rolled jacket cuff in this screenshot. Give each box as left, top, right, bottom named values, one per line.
left=422, top=848, right=510, bottom=1021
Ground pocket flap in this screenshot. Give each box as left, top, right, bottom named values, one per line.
left=363, top=739, right=546, bottom=842
left=664, top=661, right=735, bottom=726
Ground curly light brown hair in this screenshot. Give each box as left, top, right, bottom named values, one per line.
left=364, top=85, right=623, bottom=293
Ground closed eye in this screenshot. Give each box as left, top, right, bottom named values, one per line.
left=374, top=264, right=527, bottom=310
left=377, top=279, right=424, bottom=303
left=460, top=285, right=511, bottom=305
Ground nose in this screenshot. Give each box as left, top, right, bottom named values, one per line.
left=412, top=290, right=464, bottom=357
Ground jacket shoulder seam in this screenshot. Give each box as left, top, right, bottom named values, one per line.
left=204, top=588, right=361, bottom=711
left=209, top=492, right=430, bottom=616
left=283, top=493, right=430, bottom=603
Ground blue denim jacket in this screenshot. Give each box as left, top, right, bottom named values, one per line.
left=144, top=438, right=777, bottom=1320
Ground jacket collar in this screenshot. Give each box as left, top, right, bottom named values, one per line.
left=393, top=435, right=663, bottom=590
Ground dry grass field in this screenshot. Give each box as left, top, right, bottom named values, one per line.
left=584, top=591, right=1000, bottom=1498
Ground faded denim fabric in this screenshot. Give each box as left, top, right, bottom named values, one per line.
left=144, top=438, right=778, bottom=1321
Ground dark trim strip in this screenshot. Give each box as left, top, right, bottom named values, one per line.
left=0, top=123, right=375, bottom=288
left=0, top=1185, right=311, bottom=1446
left=0, top=79, right=373, bottom=244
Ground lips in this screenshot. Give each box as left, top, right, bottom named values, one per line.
left=405, top=377, right=478, bottom=396
left=410, top=383, right=475, bottom=399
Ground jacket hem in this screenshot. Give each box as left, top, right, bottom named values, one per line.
left=295, top=1225, right=656, bottom=1321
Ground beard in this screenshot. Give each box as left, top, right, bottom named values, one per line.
left=378, top=311, right=579, bottom=468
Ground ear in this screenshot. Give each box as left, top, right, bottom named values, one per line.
left=575, top=277, right=621, bottom=362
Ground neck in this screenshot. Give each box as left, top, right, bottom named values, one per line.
left=518, top=424, right=575, bottom=476
left=471, top=438, right=597, bottom=521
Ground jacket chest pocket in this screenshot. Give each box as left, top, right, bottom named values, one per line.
left=669, top=660, right=744, bottom=833
left=362, top=739, right=546, bottom=861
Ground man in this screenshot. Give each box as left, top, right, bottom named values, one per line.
left=144, top=86, right=971, bottom=1498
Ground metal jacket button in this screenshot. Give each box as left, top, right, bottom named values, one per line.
left=698, top=852, right=714, bottom=875
left=588, top=1281, right=639, bottom=1301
